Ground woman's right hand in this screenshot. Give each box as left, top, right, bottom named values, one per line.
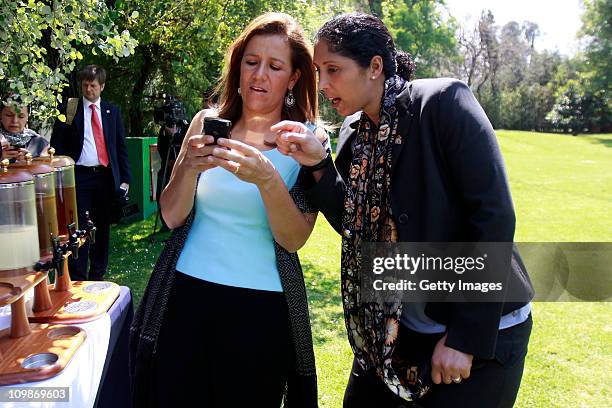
left=1, top=146, right=28, bottom=161
left=178, top=134, right=218, bottom=175
left=271, top=121, right=327, bottom=166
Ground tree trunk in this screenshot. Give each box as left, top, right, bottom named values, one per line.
left=368, top=0, right=383, bottom=17
left=129, top=49, right=154, bottom=137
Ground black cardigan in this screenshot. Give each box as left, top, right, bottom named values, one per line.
left=305, top=78, right=534, bottom=359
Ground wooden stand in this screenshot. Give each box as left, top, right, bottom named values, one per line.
left=0, top=268, right=86, bottom=385
left=0, top=323, right=85, bottom=385
left=28, top=254, right=120, bottom=324
left=0, top=269, right=47, bottom=307
left=32, top=256, right=53, bottom=313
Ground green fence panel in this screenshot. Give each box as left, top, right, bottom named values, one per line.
left=126, top=137, right=159, bottom=221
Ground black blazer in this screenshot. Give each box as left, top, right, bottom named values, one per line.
left=305, top=78, right=533, bottom=359
left=50, top=99, right=132, bottom=191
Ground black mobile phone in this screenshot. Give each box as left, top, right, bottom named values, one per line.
left=10, top=142, right=27, bottom=149
left=203, top=117, right=232, bottom=144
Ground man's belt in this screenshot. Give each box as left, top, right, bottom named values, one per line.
left=75, top=165, right=108, bottom=173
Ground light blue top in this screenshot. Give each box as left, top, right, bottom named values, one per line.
left=176, top=148, right=300, bottom=292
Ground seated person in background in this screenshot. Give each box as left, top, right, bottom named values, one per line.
left=0, top=99, right=49, bottom=160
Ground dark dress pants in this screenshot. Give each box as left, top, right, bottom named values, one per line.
left=69, top=165, right=114, bottom=281
left=344, top=315, right=533, bottom=408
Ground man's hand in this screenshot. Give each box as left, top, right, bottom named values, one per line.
left=164, top=125, right=178, bottom=136
left=120, top=182, right=129, bottom=195
left=431, top=333, right=473, bottom=385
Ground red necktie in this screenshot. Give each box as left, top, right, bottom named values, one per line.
left=90, top=104, right=109, bottom=167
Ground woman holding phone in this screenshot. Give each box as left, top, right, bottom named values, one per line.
left=274, top=12, right=533, bottom=408
left=1, top=99, right=49, bottom=160
left=131, top=12, right=322, bottom=408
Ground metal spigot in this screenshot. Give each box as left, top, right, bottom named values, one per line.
left=68, top=223, right=79, bottom=260
left=34, top=235, right=65, bottom=275
left=65, top=212, right=96, bottom=259
left=51, top=235, right=65, bottom=276
left=85, top=211, right=96, bottom=245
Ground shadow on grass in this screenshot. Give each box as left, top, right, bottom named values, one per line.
left=301, top=259, right=346, bottom=346
left=588, top=136, right=612, bottom=148
left=107, top=217, right=171, bottom=306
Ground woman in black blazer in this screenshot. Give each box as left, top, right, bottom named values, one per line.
left=273, top=12, right=533, bottom=408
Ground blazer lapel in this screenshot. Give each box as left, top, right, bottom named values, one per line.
left=74, top=101, right=84, bottom=139
left=391, top=84, right=415, bottom=174
left=336, top=112, right=360, bottom=161
left=100, top=100, right=112, bottom=149
left=73, top=101, right=85, bottom=159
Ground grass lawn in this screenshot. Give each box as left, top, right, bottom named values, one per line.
left=107, top=131, right=611, bottom=407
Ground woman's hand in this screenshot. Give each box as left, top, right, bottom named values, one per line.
left=208, top=138, right=278, bottom=189
left=430, top=333, right=473, bottom=385
left=1, top=146, right=28, bottom=161
left=178, top=134, right=218, bottom=175
left=271, top=121, right=327, bottom=166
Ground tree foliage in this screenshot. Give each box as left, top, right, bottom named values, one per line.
left=448, top=10, right=575, bottom=131
left=546, top=0, right=611, bottom=133
left=383, top=0, right=459, bottom=78
left=2, top=0, right=608, bottom=135
left=83, top=0, right=351, bottom=136
left=0, top=0, right=137, bottom=125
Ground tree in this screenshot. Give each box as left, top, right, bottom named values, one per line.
left=545, top=0, right=611, bottom=133
left=576, top=0, right=611, bottom=131
left=547, top=79, right=587, bottom=134
left=369, top=0, right=383, bottom=17
left=454, top=20, right=485, bottom=87
left=84, top=0, right=350, bottom=136
left=383, top=0, right=459, bottom=78
left=522, top=21, right=539, bottom=50
left=448, top=9, right=570, bottom=131
left=0, top=0, right=137, bottom=125
left=497, top=21, right=529, bottom=89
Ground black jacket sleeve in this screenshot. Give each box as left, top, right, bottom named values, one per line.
left=303, top=117, right=357, bottom=234
left=302, top=159, right=347, bottom=235
left=50, top=110, right=69, bottom=156
left=437, top=80, right=516, bottom=358
left=114, top=107, right=132, bottom=185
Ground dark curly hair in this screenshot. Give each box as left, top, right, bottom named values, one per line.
left=315, top=12, right=415, bottom=81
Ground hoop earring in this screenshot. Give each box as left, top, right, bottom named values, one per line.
left=285, top=89, right=295, bottom=108
left=237, top=87, right=241, bottom=95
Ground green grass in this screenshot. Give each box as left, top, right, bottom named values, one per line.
left=498, top=131, right=611, bottom=241
left=106, top=131, right=612, bottom=407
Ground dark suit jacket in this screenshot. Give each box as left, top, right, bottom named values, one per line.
left=50, top=98, right=132, bottom=191
left=305, top=78, right=534, bottom=359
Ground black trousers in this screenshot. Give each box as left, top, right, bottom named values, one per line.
left=153, top=271, right=294, bottom=407
left=70, top=165, right=114, bottom=281
left=344, top=315, right=533, bottom=408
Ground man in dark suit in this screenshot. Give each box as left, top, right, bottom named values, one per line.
left=51, top=65, right=131, bottom=281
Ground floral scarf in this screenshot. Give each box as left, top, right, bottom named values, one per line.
left=340, top=75, right=428, bottom=401
left=0, top=125, right=38, bottom=148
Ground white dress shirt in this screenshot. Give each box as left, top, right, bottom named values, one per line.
left=77, top=97, right=105, bottom=166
